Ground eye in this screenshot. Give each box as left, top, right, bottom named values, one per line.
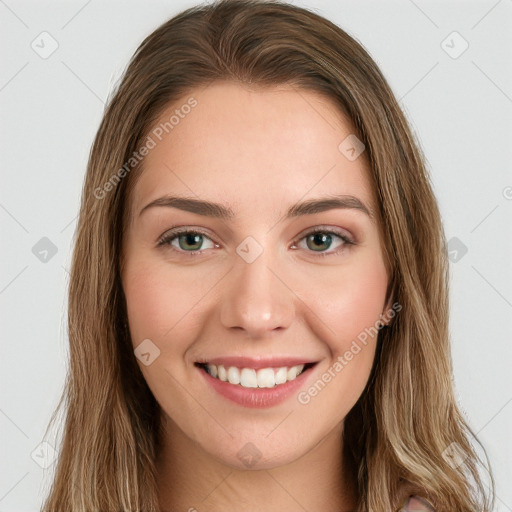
left=291, top=227, right=355, bottom=257
left=157, top=226, right=355, bottom=257
left=157, top=228, right=217, bottom=254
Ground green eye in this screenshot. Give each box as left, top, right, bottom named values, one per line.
left=306, top=232, right=334, bottom=252
left=294, top=228, right=354, bottom=257
left=158, top=227, right=354, bottom=257
left=158, top=229, right=215, bottom=253
left=176, top=232, right=205, bottom=251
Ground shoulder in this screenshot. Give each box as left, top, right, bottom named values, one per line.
left=399, top=495, right=437, bottom=511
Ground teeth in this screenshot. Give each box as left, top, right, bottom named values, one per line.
left=240, top=368, right=258, bottom=388
left=256, top=368, right=275, bottom=388
left=287, top=366, right=301, bottom=380
left=204, top=363, right=306, bottom=388
left=206, top=364, right=217, bottom=378
left=227, top=366, right=240, bottom=385
left=217, top=365, right=227, bottom=381
left=275, top=367, right=287, bottom=385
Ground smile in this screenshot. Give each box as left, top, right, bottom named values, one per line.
left=196, top=359, right=318, bottom=408
left=200, top=363, right=312, bottom=388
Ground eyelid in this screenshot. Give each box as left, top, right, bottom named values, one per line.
left=290, top=226, right=355, bottom=257
left=157, top=225, right=355, bottom=256
left=157, top=226, right=217, bottom=252
left=293, top=225, right=354, bottom=245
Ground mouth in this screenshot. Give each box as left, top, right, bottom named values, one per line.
left=195, top=361, right=316, bottom=389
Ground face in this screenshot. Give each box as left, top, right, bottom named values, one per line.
left=121, top=81, right=390, bottom=470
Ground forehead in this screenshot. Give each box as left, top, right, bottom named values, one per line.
left=129, top=81, right=376, bottom=224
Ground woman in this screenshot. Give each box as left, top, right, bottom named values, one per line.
left=42, top=1, right=495, bottom=510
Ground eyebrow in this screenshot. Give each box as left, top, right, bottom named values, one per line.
left=139, top=194, right=374, bottom=222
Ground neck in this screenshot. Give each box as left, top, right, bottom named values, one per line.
left=156, top=415, right=358, bottom=512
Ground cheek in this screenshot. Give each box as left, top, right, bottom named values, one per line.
left=301, top=250, right=388, bottom=348
left=123, top=263, right=168, bottom=345
left=123, top=257, right=211, bottom=347
left=295, top=255, right=387, bottom=418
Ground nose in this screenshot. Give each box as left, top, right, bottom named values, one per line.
left=219, top=246, right=295, bottom=339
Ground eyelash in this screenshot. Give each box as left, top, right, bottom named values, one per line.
left=156, top=226, right=355, bottom=258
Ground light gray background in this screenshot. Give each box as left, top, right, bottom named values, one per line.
left=1, top=0, right=511, bottom=510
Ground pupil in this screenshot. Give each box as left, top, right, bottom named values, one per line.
left=308, top=233, right=331, bottom=252
left=177, top=233, right=333, bottom=252
left=180, top=233, right=202, bottom=250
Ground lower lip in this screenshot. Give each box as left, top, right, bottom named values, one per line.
left=197, top=364, right=315, bottom=409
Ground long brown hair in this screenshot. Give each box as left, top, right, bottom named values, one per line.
left=42, top=1, right=495, bottom=510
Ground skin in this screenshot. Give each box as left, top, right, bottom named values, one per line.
left=121, top=81, right=391, bottom=512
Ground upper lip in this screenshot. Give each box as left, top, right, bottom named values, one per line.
left=196, top=356, right=319, bottom=370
